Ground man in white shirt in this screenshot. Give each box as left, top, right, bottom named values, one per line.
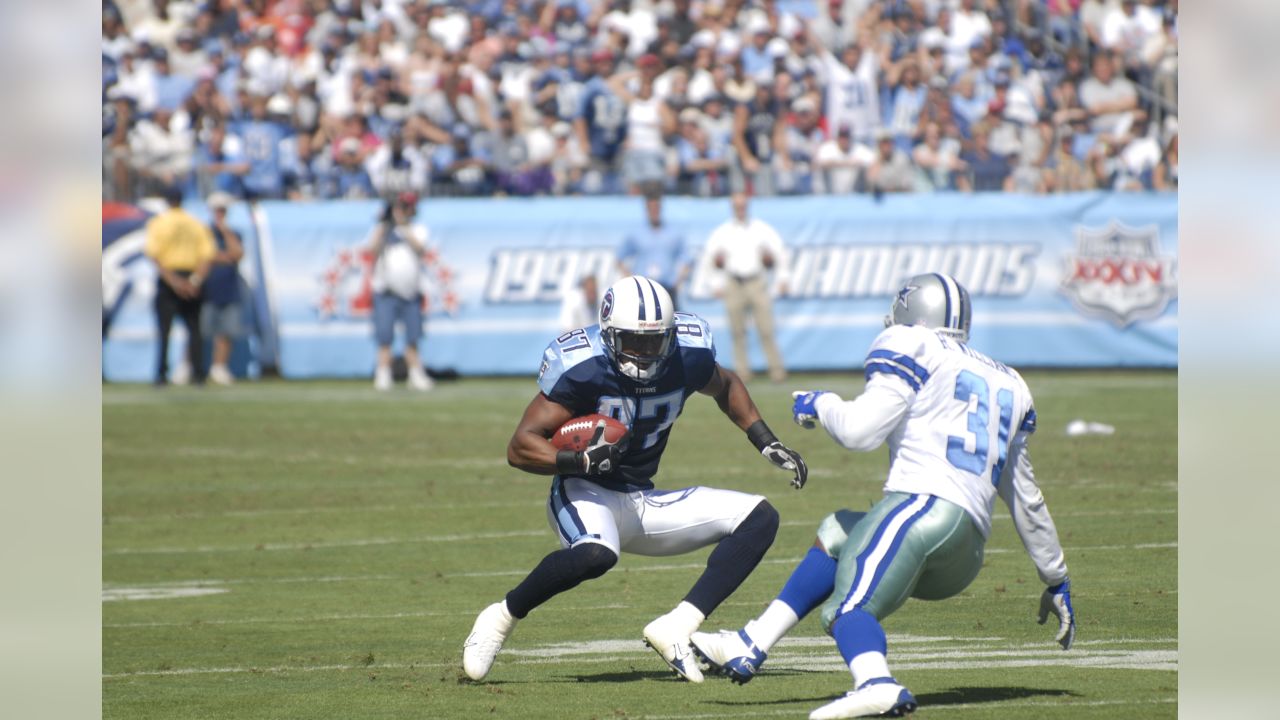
left=701, top=192, right=787, bottom=383
left=369, top=192, right=434, bottom=392
left=689, top=273, right=1075, bottom=720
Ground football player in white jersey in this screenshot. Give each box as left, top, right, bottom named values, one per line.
left=689, top=273, right=1075, bottom=719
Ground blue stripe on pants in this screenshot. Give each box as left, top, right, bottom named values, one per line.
left=840, top=494, right=936, bottom=614
left=550, top=476, right=587, bottom=544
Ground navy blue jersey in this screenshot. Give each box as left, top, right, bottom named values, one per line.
left=537, top=313, right=717, bottom=492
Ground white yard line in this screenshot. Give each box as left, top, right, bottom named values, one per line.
left=104, top=533, right=1176, bottom=556
left=103, top=635, right=1177, bottom=679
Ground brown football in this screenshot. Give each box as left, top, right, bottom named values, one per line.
left=550, top=414, right=629, bottom=452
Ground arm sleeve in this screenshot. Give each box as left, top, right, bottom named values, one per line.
left=813, top=377, right=910, bottom=452
left=997, top=432, right=1069, bottom=586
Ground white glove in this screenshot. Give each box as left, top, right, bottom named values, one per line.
left=1037, top=579, right=1076, bottom=650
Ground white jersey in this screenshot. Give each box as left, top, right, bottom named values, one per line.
left=814, top=324, right=1067, bottom=584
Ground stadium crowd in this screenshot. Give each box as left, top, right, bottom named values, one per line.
left=102, top=0, right=1179, bottom=202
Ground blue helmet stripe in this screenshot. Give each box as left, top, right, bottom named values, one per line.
left=633, top=277, right=647, bottom=321
left=647, top=278, right=663, bottom=320
left=933, top=273, right=960, bottom=329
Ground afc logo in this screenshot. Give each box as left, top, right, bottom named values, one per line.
left=1060, top=222, right=1177, bottom=327
left=316, top=243, right=460, bottom=319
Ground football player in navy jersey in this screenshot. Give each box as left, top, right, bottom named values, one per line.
left=463, top=276, right=807, bottom=684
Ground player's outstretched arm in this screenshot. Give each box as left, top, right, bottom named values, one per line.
left=699, top=364, right=808, bottom=489
left=506, top=393, right=577, bottom=475
left=791, top=378, right=910, bottom=452
left=997, top=433, right=1074, bottom=650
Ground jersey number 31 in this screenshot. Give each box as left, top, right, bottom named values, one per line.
left=947, top=370, right=1014, bottom=487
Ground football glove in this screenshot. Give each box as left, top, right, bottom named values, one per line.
left=1038, top=579, right=1076, bottom=650
left=761, top=441, right=808, bottom=489
left=791, top=390, right=833, bottom=429
left=580, top=421, right=623, bottom=476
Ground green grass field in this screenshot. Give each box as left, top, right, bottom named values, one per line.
left=103, top=371, right=1176, bottom=719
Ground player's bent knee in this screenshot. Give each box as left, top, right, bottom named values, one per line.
left=571, top=542, right=618, bottom=580
left=734, top=499, right=779, bottom=546
left=816, top=509, right=865, bottom=558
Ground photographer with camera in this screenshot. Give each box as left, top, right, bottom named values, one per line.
left=369, top=191, right=434, bottom=391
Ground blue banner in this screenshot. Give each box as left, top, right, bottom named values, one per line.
left=102, top=193, right=1176, bottom=381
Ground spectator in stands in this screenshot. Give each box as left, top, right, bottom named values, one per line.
left=150, top=48, right=197, bottom=113
left=331, top=138, right=378, bottom=199
left=369, top=192, right=434, bottom=392
left=701, top=192, right=787, bottom=383
left=815, top=126, right=873, bottom=195
left=887, top=59, right=927, bottom=150
left=617, top=191, right=690, bottom=307
left=1152, top=131, right=1177, bottom=191
left=549, top=120, right=588, bottom=195
left=865, top=130, right=916, bottom=194
left=194, top=122, right=249, bottom=198
left=614, top=61, right=675, bottom=194
left=671, top=108, right=728, bottom=197
left=99, top=0, right=1175, bottom=201
left=433, top=122, right=493, bottom=196
left=366, top=126, right=430, bottom=198
left=492, top=110, right=552, bottom=196
left=145, top=185, right=214, bottom=387
left=201, top=192, right=244, bottom=387
left=1044, top=128, right=1098, bottom=193
left=957, top=125, right=1013, bottom=192
left=1112, top=116, right=1162, bottom=191
left=913, top=120, right=965, bottom=191
left=812, top=30, right=881, bottom=145
left=1079, top=52, right=1138, bottom=138
left=732, top=80, right=783, bottom=196
left=234, top=94, right=291, bottom=200
left=575, top=50, right=628, bottom=194
left=129, top=105, right=195, bottom=199
left=776, top=96, right=824, bottom=195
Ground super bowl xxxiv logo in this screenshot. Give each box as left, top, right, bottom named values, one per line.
left=317, top=244, right=460, bottom=319
left=1061, top=222, right=1177, bottom=327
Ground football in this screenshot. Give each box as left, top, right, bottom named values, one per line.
left=550, top=414, right=629, bottom=452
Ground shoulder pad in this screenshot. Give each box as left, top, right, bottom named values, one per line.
left=538, top=325, right=605, bottom=395
left=864, top=325, right=938, bottom=393
left=673, top=312, right=715, bottom=353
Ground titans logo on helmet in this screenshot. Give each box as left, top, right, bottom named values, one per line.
left=600, top=288, right=614, bottom=322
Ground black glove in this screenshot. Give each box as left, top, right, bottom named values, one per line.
left=761, top=441, right=808, bottom=489
left=747, top=420, right=808, bottom=490
left=379, top=201, right=394, bottom=224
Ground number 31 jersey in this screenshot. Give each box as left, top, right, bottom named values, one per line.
left=867, top=324, right=1038, bottom=538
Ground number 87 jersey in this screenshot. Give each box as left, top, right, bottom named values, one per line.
left=867, top=324, right=1038, bottom=539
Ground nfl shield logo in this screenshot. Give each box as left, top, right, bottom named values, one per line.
left=1060, top=222, right=1177, bottom=327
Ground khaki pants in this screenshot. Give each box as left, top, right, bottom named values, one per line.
left=723, top=275, right=785, bottom=381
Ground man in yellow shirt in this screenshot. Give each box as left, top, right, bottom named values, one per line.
left=144, top=186, right=216, bottom=386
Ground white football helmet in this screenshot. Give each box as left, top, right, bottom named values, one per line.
left=885, top=272, right=972, bottom=342
left=600, top=276, right=676, bottom=383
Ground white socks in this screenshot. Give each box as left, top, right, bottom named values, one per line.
left=745, top=599, right=800, bottom=653
left=668, top=601, right=706, bottom=634
left=850, top=651, right=891, bottom=688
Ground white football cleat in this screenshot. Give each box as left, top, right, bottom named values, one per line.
left=809, top=678, right=917, bottom=719
left=373, top=365, right=393, bottom=391
left=462, top=601, right=517, bottom=681
left=643, top=613, right=704, bottom=683
left=690, top=628, right=767, bottom=684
